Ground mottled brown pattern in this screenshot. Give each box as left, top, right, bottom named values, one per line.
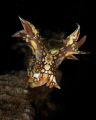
left=0, top=71, right=35, bottom=120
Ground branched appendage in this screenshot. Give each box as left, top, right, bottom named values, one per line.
left=12, top=17, right=90, bottom=89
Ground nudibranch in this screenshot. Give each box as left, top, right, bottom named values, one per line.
left=12, top=17, right=90, bottom=89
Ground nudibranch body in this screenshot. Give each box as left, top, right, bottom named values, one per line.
left=12, top=17, right=90, bottom=89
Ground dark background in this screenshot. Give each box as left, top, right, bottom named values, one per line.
left=0, top=1, right=94, bottom=119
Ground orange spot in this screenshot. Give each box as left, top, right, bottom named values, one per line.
left=49, top=84, right=54, bottom=88
left=43, top=52, right=46, bottom=55
left=53, top=72, right=56, bottom=75
left=61, top=48, right=64, bottom=51
left=42, top=74, right=48, bottom=81
left=34, top=80, right=39, bottom=83
left=52, top=68, right=54, bottom=71
left=37, top=80, right=40, bottom=84
left=38, top=40, right=41, bottom=43
left=34, top=81, right=37, bottom=83
left=46, top=81, right=51, bottom=86
left=41, top=46, right=44, bottom=49
left=40, top=64, right=43, bottom=68
left=28, top=77, right=33, bottom=82
left=53, top=65, right=56, bottom=67
left=58, top=54, right=62, bottom=56
left=53, top=56, right=57, bottom=59
left=42, top=76, right=44, bottom=81
left=36, top=64, right=39, bottom=67
left=36, top=69, right=39, bottom=72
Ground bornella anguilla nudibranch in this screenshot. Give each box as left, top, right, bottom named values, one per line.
left=12, top=17, right=90, bottom=89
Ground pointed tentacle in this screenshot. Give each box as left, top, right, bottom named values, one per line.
left=63, top=23, right=80, bottom=46
left=77, top=35, right=87, bottom=48
left=66, top=55, right=79, bottom=60
left=18, top=17, right=48, bottom=61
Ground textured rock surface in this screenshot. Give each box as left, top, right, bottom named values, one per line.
left=0, top=71, right=35, bottom=120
